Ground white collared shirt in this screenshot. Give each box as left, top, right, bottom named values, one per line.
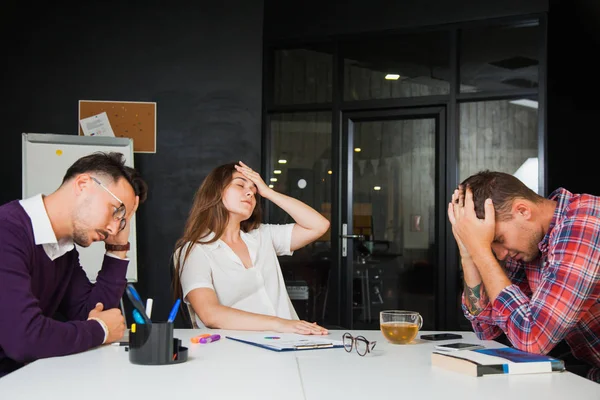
left=19, top=194, right=74, bottom=260
left=179, top=223, right=299, bottom=328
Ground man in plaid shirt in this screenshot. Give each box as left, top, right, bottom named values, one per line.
left=448, top=170, right=600, bottom=382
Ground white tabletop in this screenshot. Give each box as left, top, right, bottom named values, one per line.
left=0, top=330, right=598, bottom=400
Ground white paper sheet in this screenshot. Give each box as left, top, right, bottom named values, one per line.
left=226, top=333, right=343, bottom=351
left=79, top=111, right=115, bottom=137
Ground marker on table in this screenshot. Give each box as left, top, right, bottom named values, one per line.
left=167, top=299, right=181, bottom=323
left=199, top=334, right=221, bottom=344
left=191, top=334, right=211, bottom=343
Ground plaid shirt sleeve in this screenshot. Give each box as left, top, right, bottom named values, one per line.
left=461, top=297, right=501, bottom=339
left=461, top=259, right=531, bottom=339
left=492, top=216, right=600, bottom=354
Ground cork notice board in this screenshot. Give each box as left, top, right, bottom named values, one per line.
left=78, top=100, right=156, bottom=153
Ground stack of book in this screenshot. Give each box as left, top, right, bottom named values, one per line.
left=431, top=347, right=566, bottom=377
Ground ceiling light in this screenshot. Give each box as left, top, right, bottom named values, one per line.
left=385, top=74, right=400, bottom=80
left=278, top=159, right=287, bottom=164
left=354, top=148, right=361, bottom=152
left=374, top=186, right=381, bottom=191
left=270, top=178, right=277, bottom=182
left=327, top=170, right=332, bottom=175
left=274, top=170, right=282, bottom=174
left=268, top=184, right=274, bottom=188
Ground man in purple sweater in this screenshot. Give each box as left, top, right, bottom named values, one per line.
left=0, top=152, right=147, bottom=377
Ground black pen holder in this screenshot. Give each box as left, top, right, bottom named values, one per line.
left=128, top=322, right=188, bottom=365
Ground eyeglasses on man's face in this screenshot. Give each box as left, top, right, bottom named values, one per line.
left=91, top=176, right=127, bottom=232
left=342, top=332, right=376, bottom=356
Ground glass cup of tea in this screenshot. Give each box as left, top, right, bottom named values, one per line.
left=380, top=310, right=423, bottom=344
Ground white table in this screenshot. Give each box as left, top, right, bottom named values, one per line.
left=0, top=330, right=598, bottom=399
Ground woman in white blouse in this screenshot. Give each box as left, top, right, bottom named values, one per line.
left=173, top=161, right=330, bottom=335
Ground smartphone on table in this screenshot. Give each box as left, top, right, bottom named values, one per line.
left=434, top=342, right=485, bottom=351
left=420, top=333, right=463, bottom=341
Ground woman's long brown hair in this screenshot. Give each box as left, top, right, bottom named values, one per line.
left=172, top=162, right=262, bottom=300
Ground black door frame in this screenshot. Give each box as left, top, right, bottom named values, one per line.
left=339, top=106, right=447, bottom=329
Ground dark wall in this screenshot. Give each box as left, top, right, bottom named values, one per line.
left=265, top=0, right=549, bottom=41
left=1, top=1, right=264, bottom=325
left=547, top=0, right=600, bottom=195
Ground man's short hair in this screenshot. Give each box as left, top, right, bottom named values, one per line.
left=62, top=152, right=148, bottom=203
left=461, top=170, right=542, bottom=221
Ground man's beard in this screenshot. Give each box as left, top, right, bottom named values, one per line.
left=522, top=249, right=541, bottom=263
left=72, top=205, right=93, bottom=247
left=73, top=226, right=92, bottom=247
left=521, top=232, right=542, bottom=262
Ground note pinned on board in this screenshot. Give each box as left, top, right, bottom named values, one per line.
left=80, top=111, right=115, bottom=137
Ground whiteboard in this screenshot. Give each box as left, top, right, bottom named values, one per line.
left=22, top=133, right=138, bottom=282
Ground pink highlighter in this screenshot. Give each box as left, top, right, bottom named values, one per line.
left=199, top=334, right=221, bottom=344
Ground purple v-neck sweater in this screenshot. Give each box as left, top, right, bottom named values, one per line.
left=0, top=200, right=128, bottom=377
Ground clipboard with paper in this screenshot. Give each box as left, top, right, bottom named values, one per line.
left=226, top=333, right=344, bottom=352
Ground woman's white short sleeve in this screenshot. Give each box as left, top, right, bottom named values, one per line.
left=262, top=223, right=295, bottom=256
left=178, top=244, right=214, bottom=300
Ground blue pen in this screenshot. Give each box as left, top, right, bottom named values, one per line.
left=125, top=284, right=152, bottom=325
left=132, top=309, right=146, bottom=325
left=167, top=299, right=181, bottom=323
left=127, top=283, right=143, bottom=302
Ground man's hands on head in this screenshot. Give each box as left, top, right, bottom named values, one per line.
left=448, top=185, right=492, bottom=315
left=448, top=186, right=472, bottom=260
left=105, top=195, right=140, bottom=246
left=104, top=195, right=139, bottom=258
left=448, top=185, right=496, bottom=259
left=448, top=185, right=511, bottom=302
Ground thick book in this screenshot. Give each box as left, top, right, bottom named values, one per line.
left=431, top=347, right=566, bottom=377
left=226, top=333, right=344, bottom=352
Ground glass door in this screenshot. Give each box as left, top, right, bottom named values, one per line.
left=340, top=108, right=446, bottom=330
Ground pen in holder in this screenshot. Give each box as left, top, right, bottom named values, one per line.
left=128, top=322, right=188, bottom=365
